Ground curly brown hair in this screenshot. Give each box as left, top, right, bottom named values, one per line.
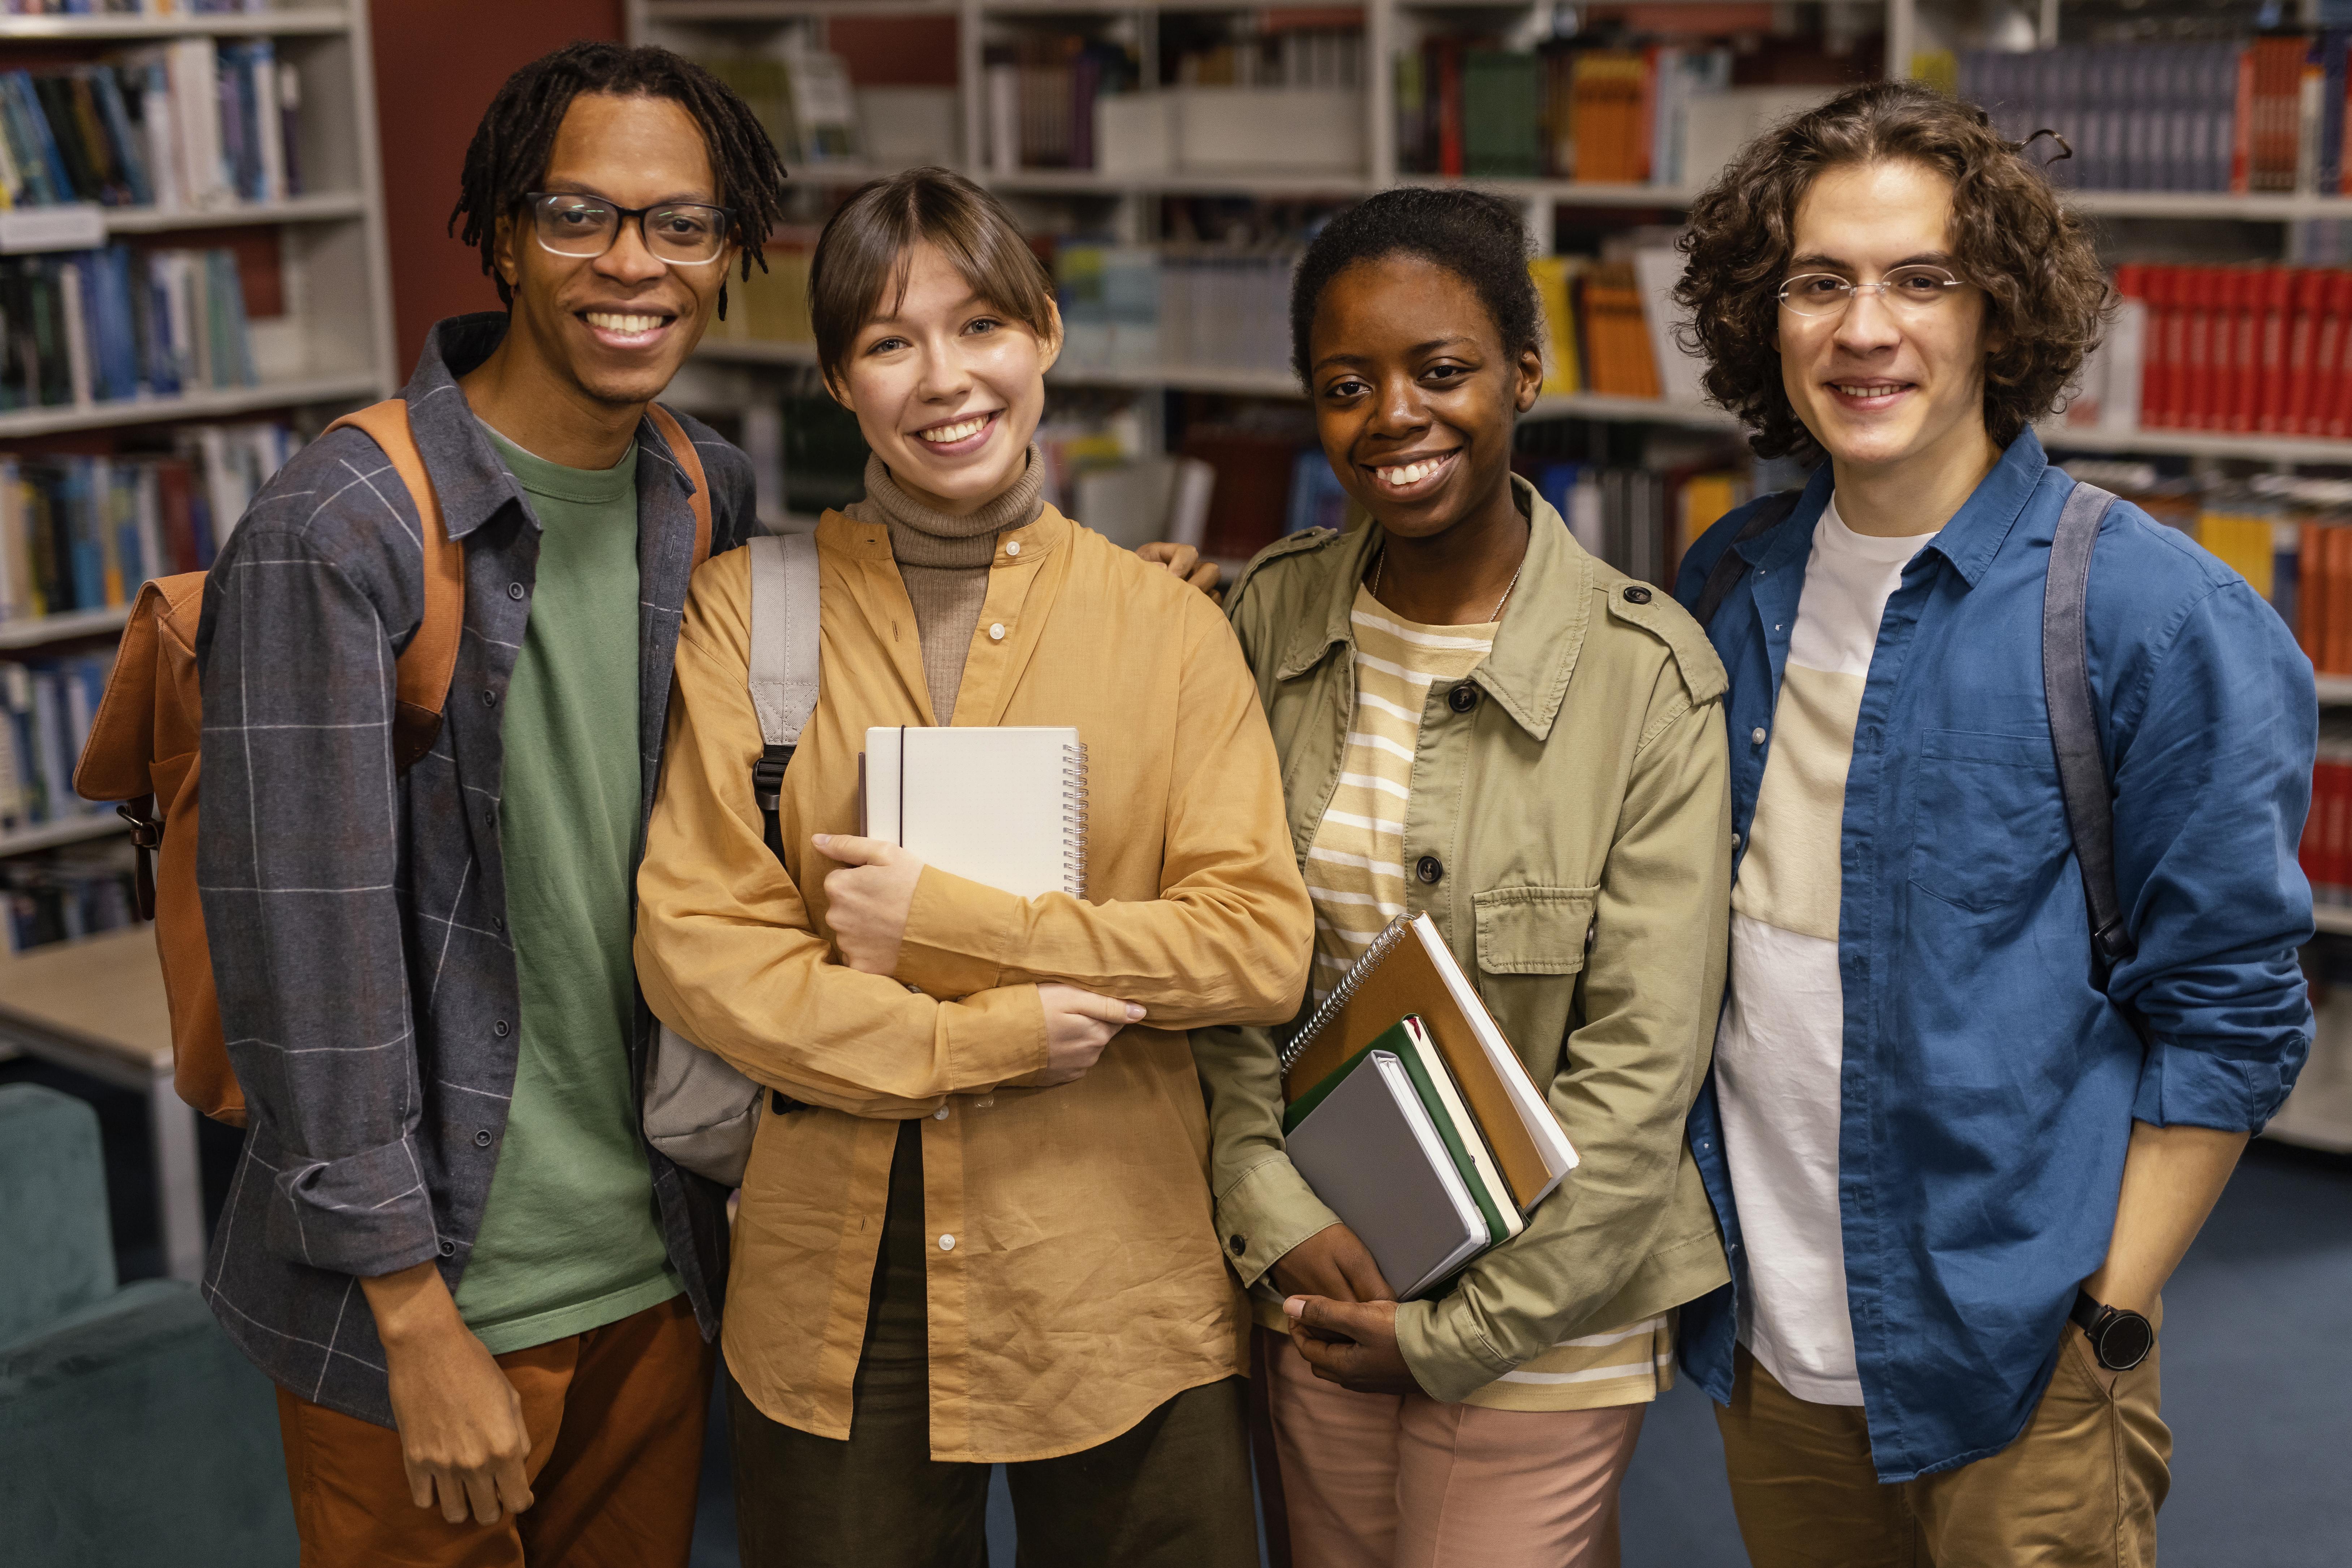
left=1673, top=80, right=2110, bottom=462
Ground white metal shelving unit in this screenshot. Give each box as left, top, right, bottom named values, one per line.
left=0, top=1, right=398, bottom=865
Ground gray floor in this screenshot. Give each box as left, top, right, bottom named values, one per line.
left=691, top=1141, right=2352, bottom=1568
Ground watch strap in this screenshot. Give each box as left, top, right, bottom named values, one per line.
left=2069, top=1288, right=2108, bottom=1335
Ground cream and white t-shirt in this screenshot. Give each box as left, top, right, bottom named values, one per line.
left=1713, top=498, right=1938, bottom=1406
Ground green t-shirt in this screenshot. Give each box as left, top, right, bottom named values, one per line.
left=453, top=425, right=680, bottom=1353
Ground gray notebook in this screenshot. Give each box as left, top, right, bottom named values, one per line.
left=1282, top=1049, right=1488, bottom=1300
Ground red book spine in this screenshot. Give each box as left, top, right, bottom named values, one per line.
left=2227, top=267, right=2260, bottom=433
left=2327, top=272, right=2352, bottom=440
left=2143, top=265, right=2178, bottom=428
left=2256, top=267, right=2293, bottom=433
left=2286, top=269, right=2325, bottom=436
left=2184, top=267, right=2219, bottom=431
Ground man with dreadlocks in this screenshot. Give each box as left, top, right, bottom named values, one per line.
left=191, top=43, right=787, bottom=1564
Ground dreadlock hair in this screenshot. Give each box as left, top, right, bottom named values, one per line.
left=450, top=42, right=790, bottom=309
left=1289, top=187, right=1542, bottom=388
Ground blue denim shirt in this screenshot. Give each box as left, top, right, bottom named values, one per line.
left=1672, top=431, right=2315, bottom=1481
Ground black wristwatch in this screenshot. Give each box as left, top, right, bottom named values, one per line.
left=2070, top=1289, right=2155, bottom=1371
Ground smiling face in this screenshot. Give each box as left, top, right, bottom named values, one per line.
left=1777, top=159, right=1994, bottom=478
left=492, top=91, right=734, bottom=410
left=1307, top=254, right=1541, bottom=543
left=830, top=241, right=1058, bottom=516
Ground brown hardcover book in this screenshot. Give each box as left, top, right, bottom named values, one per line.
left=1281, top=913, right=1575, bottom=1212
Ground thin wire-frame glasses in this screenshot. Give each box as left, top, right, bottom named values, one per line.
left=525, top=192, right=734, bottom=265
left=1777, top=265, right=1968, bottom=318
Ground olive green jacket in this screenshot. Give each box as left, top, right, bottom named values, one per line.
left=1195, top=477, right=1735, bottom=1402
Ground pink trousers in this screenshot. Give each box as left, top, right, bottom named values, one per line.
left=1259, top=1328, right=1647, bottom=1568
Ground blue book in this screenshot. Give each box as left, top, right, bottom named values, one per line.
left=89, top=66, right=153, bottom=209
left=12, top=73, right=80, bottom=209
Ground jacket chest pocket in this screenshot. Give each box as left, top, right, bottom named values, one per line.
left=1473, top=886, right=1597, bottom=1055
left=1908, top=729, right=2073, bottom=912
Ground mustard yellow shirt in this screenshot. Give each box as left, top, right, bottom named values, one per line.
left=634, top=505, right=1313, bottom=1461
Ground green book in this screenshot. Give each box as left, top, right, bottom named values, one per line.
left=1283, top=1017, right=1525, bottom=1297
left=1463, top=51, right=1543, bottom=179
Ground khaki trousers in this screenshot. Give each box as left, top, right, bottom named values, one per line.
left=1260, top=1327, right=1648, bottom=1568
left=1715, top=1334, right=2170, bottom=1568
left=274, top=1292, right=715, bottom=1568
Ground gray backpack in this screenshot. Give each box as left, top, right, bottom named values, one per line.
left=643, top=531, right=821, bottom=1186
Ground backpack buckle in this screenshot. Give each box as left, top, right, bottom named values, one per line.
left=750, top=745, right=794, bottom=812
left=116, top=800, right=162, bottom=850
left=2092, top=919, right=2133, bottom=964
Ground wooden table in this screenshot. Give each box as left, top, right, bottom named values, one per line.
left=0, top=926, right=205, bottom=1282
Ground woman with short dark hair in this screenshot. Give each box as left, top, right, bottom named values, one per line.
left=1196, top=185, right=1736, bottom=1567
left=1669, top=81, right=2313, bottom=1568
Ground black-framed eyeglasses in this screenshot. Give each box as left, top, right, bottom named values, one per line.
left=523, top=192, right=735, bottom=265
left=1777, top=265, right=1969, bottom=318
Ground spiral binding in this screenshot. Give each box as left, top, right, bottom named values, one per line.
left=1279, top=911, right=1415, bottom=1076
left=1061, top=742, right=1089, bottom=899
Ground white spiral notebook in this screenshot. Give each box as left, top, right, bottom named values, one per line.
left=860, top=726, right=1089, bottom=898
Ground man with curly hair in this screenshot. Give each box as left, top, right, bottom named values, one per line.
left=1669, top=81, right=2314, bottom=1566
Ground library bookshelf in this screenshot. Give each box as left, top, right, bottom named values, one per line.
left=638, top=0, right=2352, bottom=1146
left=0, top=3, right=397, bottom=922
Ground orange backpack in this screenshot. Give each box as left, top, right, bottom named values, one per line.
left=73, top=399, right=712, bottom=1125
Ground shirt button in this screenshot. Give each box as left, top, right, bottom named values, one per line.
left=1750, top=727, right=1766, bottom=746
left=933, top=1106, right=950, bottom=1121
left=493, top=1019, right=509, bottom=1038
left=474, top=1129, right=493, bottom=1147
left=938, top=1234, right=956, bottom=1252
left=1731, top=833, right=1742, bottom=850
left=1415, top=855, right=1443, bottom=885
left=1622, top=585, right=1652, bottom=604
left=988, top=623, right=1006, bottom=641
left=482, top=689, right=498, bottom=706
left=1005, top=540, right=1021, bottom=557
left=1448, top=683, right=1478, bottom=714
left=438, top=1240, right=456, bottom=1258
left=506, top=581, right=524, bottom=600
left=1229, top=1234, right=1247, bottom=1256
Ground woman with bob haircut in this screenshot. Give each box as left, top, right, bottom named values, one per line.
left=632, top=165, right=1313, bottom=1567
left=1196, top=185, right=1736, bottom=1567
left=1669, top=82, right=2313, bottom=1567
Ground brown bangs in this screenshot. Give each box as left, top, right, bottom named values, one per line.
left=807, top=166, right=1057, bottom=388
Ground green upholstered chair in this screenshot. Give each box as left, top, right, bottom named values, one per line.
left=0, top=1083, right=296, bottom=1566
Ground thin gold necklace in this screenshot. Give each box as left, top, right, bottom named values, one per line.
left=1373, top=546, right=1525, bottom=625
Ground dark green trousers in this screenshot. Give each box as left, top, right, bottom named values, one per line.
left=729, top=1122, right=1259, bottom=1568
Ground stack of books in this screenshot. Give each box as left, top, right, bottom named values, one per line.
left=0, top=245, right=259, bottom=412
left=0, top=43, right=301, bottom=214
left=0, top=649, right=114, bottom=841
left=0, top=422, right=296, bottom=626
left=0, top=839, right=138, bottom=955
left=1279, top=913, right=1577, bottom=1300
left=2093, top=264, right=2352, bottom=439
left=1957, top=33, right=2350, bottom=195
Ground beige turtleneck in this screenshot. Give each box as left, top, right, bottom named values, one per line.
left=845, top=445, right=1045, bottom=724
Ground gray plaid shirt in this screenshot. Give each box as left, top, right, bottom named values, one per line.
left=194, top=314, right=754, bottom=1425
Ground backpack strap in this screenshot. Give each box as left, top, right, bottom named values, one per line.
left=1694, top=490, right=1803, bottom=628
left=745, top=531, right=822, bottom=862
left=645, top=403, right=714, bottom=568
left=2044, top=480, right=2130, bottom=973
left=323, top=399, right=463, bottom=772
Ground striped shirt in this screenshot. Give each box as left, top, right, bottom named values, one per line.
left=1279, top=584, right=1673, bottom=1412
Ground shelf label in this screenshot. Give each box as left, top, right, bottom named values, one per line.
left=0, top=204, right=107, bottom=255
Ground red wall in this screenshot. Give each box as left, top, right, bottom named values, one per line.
left=370, top=0, right=626, bottom=374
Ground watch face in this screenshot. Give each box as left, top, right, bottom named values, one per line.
left=2097, top=1311, right=2154, bottom=1371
